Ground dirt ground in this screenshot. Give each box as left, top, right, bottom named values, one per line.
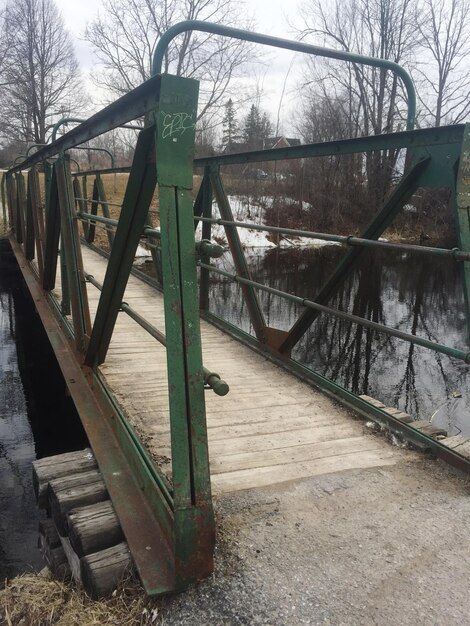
left=2, top=443, right=470, bottom=625
left=155, top=450, right=470, bottom=626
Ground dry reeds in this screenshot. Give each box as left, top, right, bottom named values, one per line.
left=1, top=571, right=160, bottom=626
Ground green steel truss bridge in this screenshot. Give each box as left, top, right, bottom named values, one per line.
left=3, top=21, right=470, bottom=596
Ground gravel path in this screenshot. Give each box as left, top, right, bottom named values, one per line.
left=156, top=448, right=470, bottom=625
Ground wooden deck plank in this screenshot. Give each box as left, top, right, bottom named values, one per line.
left=78, top=246, right=405, bottom=494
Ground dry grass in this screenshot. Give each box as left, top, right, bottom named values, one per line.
left=0, top=573, right=159, bottom=626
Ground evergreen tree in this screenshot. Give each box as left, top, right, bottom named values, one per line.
left=221, top=99, right=240, bottom=151
left=243, top=105, right=273, bottom=149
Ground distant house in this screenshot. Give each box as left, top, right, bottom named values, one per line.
left=222, top=136, right=301, bottom=154
left=264, top=136, right=301, bottom=150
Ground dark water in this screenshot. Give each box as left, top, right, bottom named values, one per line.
left=208, top=245, right=470, bottom=437
left=0, top=240, right=88, bottom=580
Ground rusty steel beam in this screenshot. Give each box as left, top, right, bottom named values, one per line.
left=10, top=237, right=176, bottom=596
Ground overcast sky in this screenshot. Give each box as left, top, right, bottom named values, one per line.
left=55, top=0, right=304, bottom=131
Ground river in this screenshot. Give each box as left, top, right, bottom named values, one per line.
left=206, top=244, right=470, bottom=437
left=0, top=239, right=87, bottom=580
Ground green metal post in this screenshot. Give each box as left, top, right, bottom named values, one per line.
left=452, top=123, right=470, bottom=332
left=43, top=164, right=62, bottom=291
left=279, top=157, right=432, bottom=354
left=29, top=166, right=45, bottom=281
left=81, top=175, right=89, bottom=239
left=15, top=172, right=26, bottom=245
left=85, top=178, right=99, bottom=244
left=95, top=173, right=115, bottom=247
left=5, top=174, right=15, bottom=237
left=155, top=74, right=214, bottom=587
left=24, top=171, right=36, bottom=261
left=1, top=173, right=7, bottom=229
left=55, top=155, right=91, bottom=351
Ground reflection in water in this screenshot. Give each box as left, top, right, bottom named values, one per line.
left=209, top=246, right=470, bottom=437
left=0, top=240, right=87, bottom=580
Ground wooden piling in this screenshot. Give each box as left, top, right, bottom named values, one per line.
left=33, top=449, right=135, bottom=598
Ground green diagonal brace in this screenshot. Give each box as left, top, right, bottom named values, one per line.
left=43, top=164, right=61, bottom=291
left=85, top=125, right=157, bottom=367
left=210, top=168, right=267, bottom=341
left=280, top=157, right=432, bottom=354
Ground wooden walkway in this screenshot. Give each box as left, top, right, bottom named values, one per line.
left=57, top=246, right=405, bottom=494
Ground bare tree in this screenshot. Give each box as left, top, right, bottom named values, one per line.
left=298, top=0, right=418, bottom=204
left=415, top=0, right=470, bottom=126
left=0, top=0, right=82, bottom=144
left=85, top=0, right=253, bottom=121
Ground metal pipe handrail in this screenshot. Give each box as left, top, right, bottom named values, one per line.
left=196, top=216, right=470, bottom=261
left=78, top=211, right=161, bottom=238
left=85, top=273, right=229, bottom=395
left=79, top=210, right=470, bottom=261
left=76, top=197, right=123, bottom=209
left=200, top=262, right=470, bottom=364
left=153, top=20, right=416, bottom=130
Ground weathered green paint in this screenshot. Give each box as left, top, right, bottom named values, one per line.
left=6, top=175, right=17, bottom=240
left=6, top=24, right=470, bottom=597
left=24, top=171, right=36, bottom=261
left=1, top=173, right=7, bottom=228
left=95, top=174, right=115, bottom=247
left=195, top=125, right=464, bottom=169
left=155, top=74, right=214, bottom=583
left=210, top=168, right=267, bottom=341
left=43, top=165, right=61, bottom=291
left=85, top=126, right=157, bottom=367
left=28, top=166, right=45, bottom=281
left=55, top=156, right=91, bottom=351
left=15, top=172, right=26, bottom=246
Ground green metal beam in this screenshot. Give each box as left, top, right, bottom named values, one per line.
left=85, top=125, right=157, bottom=367
left=195, top=125, right=464, bottom=168
left=43, top=164, right=61, bottom=291
left=452, top=123, right=470, bottom=332
left=155, top=73, right=214, bottom=586
left=55, top=156, right=91, bottom=351
left=28, top=166, right=45, bottom=281
left=9, top=75, right=162, bottom=174
left=15, top=173, right=26, bottom=246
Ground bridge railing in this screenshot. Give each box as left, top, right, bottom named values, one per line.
left=3, top=72, right=217, bottom=595
left=65, top=119, right=470, bottom=464
left=64, top=120, right=470, bottom=458
left=4, top=21, right=470, bottom=594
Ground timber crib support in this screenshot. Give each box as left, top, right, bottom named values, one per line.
left=33, top=449, right=134, bottom=599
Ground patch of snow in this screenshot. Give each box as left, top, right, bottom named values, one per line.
left=204, top=195, right=340, bottom=249
left=136, top=244, right=152, bottom=258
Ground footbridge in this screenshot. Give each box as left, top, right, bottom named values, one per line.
left=3, top=22, right=470, bottom=598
